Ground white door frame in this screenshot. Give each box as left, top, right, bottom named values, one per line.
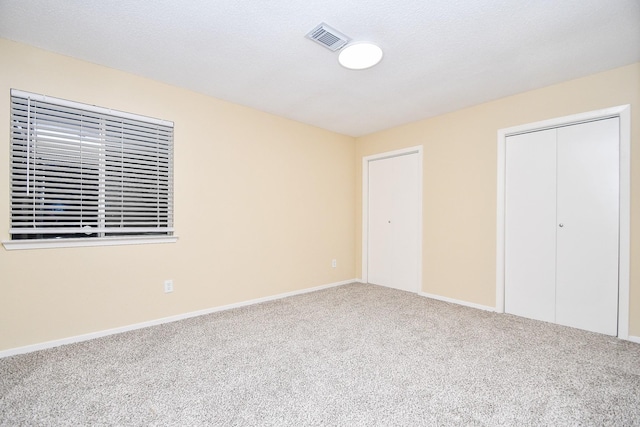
left=496, top=105, right=631, bottom=339
left=362, top=146, right=423, bottom=292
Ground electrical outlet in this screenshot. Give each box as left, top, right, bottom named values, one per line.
left=332, top=259, right=337, bottom=268
left=164, top=280, right=174, bottom=293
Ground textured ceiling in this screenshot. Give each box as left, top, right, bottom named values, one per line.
left=1, top=0, right=639, bottom=137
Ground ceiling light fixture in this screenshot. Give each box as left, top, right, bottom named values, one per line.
left=338, top=42, right=383, bottom=70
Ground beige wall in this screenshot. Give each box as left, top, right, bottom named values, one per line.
left=0, top=39, right=356, bottom=351
left=356, top=62, right=640, bottom=335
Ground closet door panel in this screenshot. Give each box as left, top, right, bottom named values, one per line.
left=556, top=118, right=619, bottom=335
left=504, top=129, right=557, bottom=323
left=368, top=157, right=395, bottom=287
left=389, top=153, right=420, bottom=292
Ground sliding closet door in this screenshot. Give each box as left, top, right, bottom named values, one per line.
left=505, top=118, right=619, bottom=336
left=504, top=129, right=557, bottom=323
left=367, top=153, right=420, bottom=292
left=368, top=156, right=395, bottom=288
left=555, top=118, right=619, bottom=335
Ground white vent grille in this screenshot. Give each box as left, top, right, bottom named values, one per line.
left=306, top=23, right=350, bottom=51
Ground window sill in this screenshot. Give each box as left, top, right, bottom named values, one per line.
left=2, top=235, right=178, bottom=250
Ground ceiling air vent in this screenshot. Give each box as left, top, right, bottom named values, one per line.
left=305, top=23, right=350, bottom=51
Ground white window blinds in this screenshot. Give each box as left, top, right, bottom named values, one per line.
left=10, top=89, right=174, bottom=240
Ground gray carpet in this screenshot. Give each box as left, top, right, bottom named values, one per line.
left=1, top=283, right=639, bottom=426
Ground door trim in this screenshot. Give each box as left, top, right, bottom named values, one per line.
left=496, top=105, right=631, bottom=339
left=362, top=146, right=423, bottom=292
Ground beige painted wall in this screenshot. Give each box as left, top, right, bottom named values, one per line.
left=355, top=62, right=640, bottom=335
left=0, top=39, right=356, bottom=351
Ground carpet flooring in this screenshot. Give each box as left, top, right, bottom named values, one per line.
left=1, top=283, right=639, bottom=426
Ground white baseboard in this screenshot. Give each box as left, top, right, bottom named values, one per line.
left=626, top=335, right=640, bottom=344
left=419, top=291, right=496, bottom=312
left=419, top=292, right=638, bottom=344
left=0, top=279, right=356, bottom=358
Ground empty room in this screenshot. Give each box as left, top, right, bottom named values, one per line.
left=1, top=0, right=639, bottom=425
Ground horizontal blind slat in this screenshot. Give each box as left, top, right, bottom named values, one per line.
left=11, top=227, right=174, bottom=234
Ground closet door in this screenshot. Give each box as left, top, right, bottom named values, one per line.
left=368, top=156, right=395, bottom=287
left=504, top=129, right=557, bottom=322
left=505, top=118, right=619, bottom=336
left=555, top=118, right=619, bottom=335
left=367, top=153, right=420, bottom=292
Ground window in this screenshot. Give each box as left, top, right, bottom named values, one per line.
left=7, top=89, right=175, bottom=248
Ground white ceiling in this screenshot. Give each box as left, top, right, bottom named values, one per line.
left=1, top=1, right=639, bottom=137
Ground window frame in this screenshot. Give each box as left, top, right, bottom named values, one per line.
left=3, top=89, right=177, bottom=250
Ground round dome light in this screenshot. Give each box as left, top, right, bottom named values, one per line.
left=338, top=42, right=383, bottom=70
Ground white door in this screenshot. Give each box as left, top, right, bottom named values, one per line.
left=555, top=118, right=619, bottom=335
left=367, top=152, right=420, bottom=292
left=504, top=118, right=619, bottom=335
left=504, top=129, right=557, bottom=323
